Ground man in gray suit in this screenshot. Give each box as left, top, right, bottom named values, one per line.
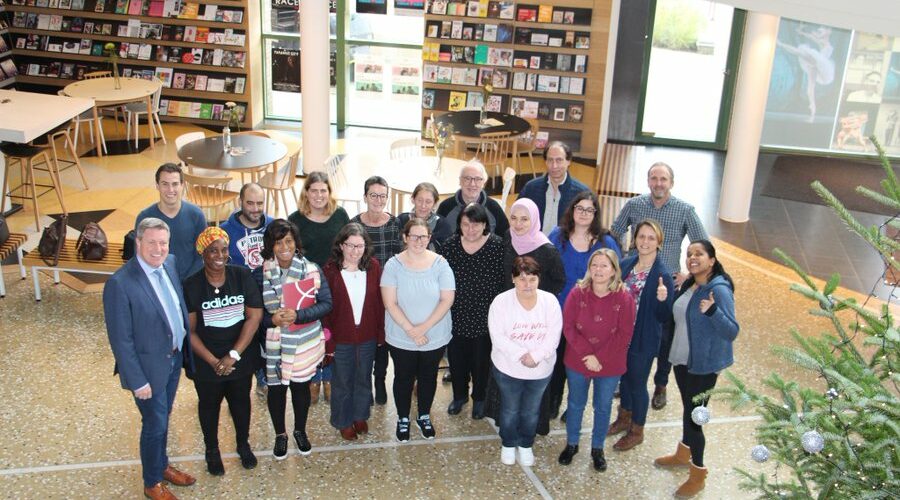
left=103, top=217, right=196, bottom=500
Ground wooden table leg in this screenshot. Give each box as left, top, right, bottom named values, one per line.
left=146, top=95, right=156, bottom=149
left=92, top=105, right=103, bottom=157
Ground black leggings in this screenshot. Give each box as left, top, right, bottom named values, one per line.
left=447, top=335, right=492, bottom=402
left=389, top=345, right=445, bottom=419
left=673, top=365, right=718, bottom=467
left=193, top=376, right=252, bottom=450
left=374, top=344, right=389, bottom=380
left=267, top=380, right=311, bottom=435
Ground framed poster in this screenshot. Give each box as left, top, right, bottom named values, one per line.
left=271, top=47, right=301, bottom=92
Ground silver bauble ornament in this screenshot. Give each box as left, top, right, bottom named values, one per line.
left=691, top=406, right=710, bottom=425
left=825, top=388, right=839, bottom=400
left=801, top=430, right=825, bottom=453
left=751, top=444, right=770, bottom=463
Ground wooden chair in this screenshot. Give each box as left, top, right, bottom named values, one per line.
left=475, top=131, right=515, bottom=188
left=83, top=71, right=123, bottom=135
left=390, top=137, right=428, bottom=160
left=124, top=85, right=166, bottom=148
left=183, top=172, right=239, bottom=225
left=500, top=167, right=517, bottom=213
left=516, top=118, right=539, bottom=177
left=324, top=154, right=361, bottom=213
left=258, top=147, right=301, bottom=217
left=31, top=120, right=90, bottom=191
left=175, top=132, right=230, bottom=181
left=58, top=90, right=107, bottom=154
left=0, top=143, right=64, bottom=231
left=84, top=70, right=111, bottom=79
left=233, top=130, right=275, bottom=183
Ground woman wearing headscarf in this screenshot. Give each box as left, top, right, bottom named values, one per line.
left=183, top=227, right=263, bottom=475
left=251, top=219, right=333, bottom=460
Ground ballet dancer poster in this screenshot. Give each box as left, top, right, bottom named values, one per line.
left=761, top=18, right=852, bottom=149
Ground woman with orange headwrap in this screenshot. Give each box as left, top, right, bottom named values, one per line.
left=184, top=226, right=264, bottom=476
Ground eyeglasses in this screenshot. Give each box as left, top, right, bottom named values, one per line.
left=367, top=193, right=388, bottom=200
left=574, top=206, right=597, bottom=215
left=407, top=234, right=431, bottom=242
left=460, top=176, right=485, bottom=184
left=341, top=242, right=365, bottom=251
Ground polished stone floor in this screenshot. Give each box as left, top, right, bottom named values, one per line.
left=0, top=121, right=890, bottom=498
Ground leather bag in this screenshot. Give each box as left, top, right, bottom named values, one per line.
left=75, top=222, right=108, bottom=260
left=122, top=229, right=136, bottom=260
left=38, top=215, right=68, bottom=266
left=0, top=215, right=9, bottom=246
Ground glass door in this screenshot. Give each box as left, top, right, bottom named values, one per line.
left=636, top=0, right=744, bottom=149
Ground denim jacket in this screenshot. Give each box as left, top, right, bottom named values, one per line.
left=670, top=274, right=739, bottom=374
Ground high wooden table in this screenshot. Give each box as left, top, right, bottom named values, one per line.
left=177, top=134, right=288, bottom=182
left=62, top=77, right=161, bottom=157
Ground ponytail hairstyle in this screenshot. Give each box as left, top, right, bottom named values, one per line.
left=682, top=239, right=735, bottom=292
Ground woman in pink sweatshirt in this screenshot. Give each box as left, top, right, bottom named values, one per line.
left=558, top=248, right=636, bottom=472
left=488, top=256, right=562, bottom=468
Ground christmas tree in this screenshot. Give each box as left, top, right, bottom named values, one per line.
left=712, top=141, right=900, bottom=498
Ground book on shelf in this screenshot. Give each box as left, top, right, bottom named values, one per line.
left=485, top=94, right=502, bottom=112
left=195, top=27, right=209, bottom=43
left=429, top=0, right=447, bottom=14
left=567, top=104, right=583, bottom=123
left=211, top=103, right=224, bottom=120
left=154, top=66, right=173, bottom=87
left=172, top=72, right=185, bottom=88
left=559, top=76, right=569, bottom=94
left=522, top=100, right=538, bottom=119
left=548, top=36, right=562, bottom=47
left=496, top=23, right=512, bottom=43
left=536, top=74, right=559, bottom=93
left=194, top=73, right=207, bottom=90
left=450, top=66, right=466, bottom=85
left=552, top=107, right=566, bottom=121
left=114, top=0, right=128, bottom=14
left=58, top=0, right=71, bottom=8
left=206, top=77, right=224, bottom=92
left=568, top=77, right=583, bottom=94
left=436, top=66, right=451, bottom=84
left=497, top=1, right=513, bottom=19
left=184, top=26, right=197, bottom=42
left=533, top=131, right=549, bottom=149
left=517, top=7, right=536, bottom=22
left=491, top=68, right=508, bottom=88
left=138, top=43, right=152, bottom=60
left=203, top=5, right=218, bottom=21
left=483, top=24, right=497, bottom=42
left=184, top=73, right=196, bottom=89
left=537, top=5, right=552, bottom=23
left=61, top=40, right=79, bottom=54
left=148, top=0, right=163, bottom=16
left=422, top=88, right=435, bottom=109
left=537, top=102, right=551, bottom=119
left=465, top=90, right=482, bottom=108
left=552, top=10, right=563, bottom=23
left=199, top=102, right=212, bottom=119
left=462, top=26, right=473, bottom=40
left=127, top=0, right=142, bottom=15
left=234, top=76, right=245, bottom=94
left=448, top=90, right=466, bottom=111
left=0, top=59, right=17, bottom=77
left=179, top=2, right=199, bottom=19
left=474, top=44, right=488, bottom=64
left=47, top=61, right=61, bottom=77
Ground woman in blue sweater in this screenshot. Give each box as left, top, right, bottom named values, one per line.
left=607, top=219, right=673, bottom=451
left=547, top=191, right=620, bottom=419
left=654, top=239, right=739, bottom=499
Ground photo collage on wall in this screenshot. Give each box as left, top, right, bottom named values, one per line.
left=762, top=18, right=900, bottom=157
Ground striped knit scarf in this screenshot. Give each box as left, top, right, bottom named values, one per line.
left=261, top=256, right=325, bottom=385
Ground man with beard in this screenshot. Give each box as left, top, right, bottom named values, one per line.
left=220, top=183, right=273, bottom=271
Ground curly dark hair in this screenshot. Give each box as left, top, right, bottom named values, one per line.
left=328, top=222, right=375, bottom=271
left=261, top=219, right=303, bottom=261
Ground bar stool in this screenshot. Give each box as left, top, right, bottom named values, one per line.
left=0, top=142, right=67, bottom=231
left=32, top=121, right=90, bottom=190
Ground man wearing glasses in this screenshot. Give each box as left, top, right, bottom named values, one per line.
left=518, top=141, right=590, bottom=235
left=437, top=160, right=509, bottom=236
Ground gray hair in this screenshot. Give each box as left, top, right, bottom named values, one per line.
left=136, top=217, right=170, bottom=239
left=647, top=162, right=674, bottom=181
left=461, top=159, right=488, bottom=179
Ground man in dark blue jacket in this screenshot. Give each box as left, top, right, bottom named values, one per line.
left=517, top=141, right=590, bottom=235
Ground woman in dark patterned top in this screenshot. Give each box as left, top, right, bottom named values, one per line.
left=439, top=203, right=505, bottom=419
left=350, top=175, right=401, bottom=405
left=398, top=182, right=453, bottom=252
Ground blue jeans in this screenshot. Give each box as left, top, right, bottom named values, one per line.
left=330, top=341, right=375, bottom=429
left=492, top=367, right=550, bottom=448
left=654, top=323, right=674, bottom=387
left=133, top=350, right=182, bottom=488
left=619, top=350, right=656, bottom=425
left=565, top=367, right=619, bottom=449
left=311, top=363, right=333, bottom=383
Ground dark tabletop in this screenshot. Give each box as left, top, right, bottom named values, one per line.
left=177, top=134, right=288, bottom=171
left=434, top=111, right=530, bottom=138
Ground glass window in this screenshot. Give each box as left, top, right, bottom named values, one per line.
left=263, top=38, right=337, bottom=121
left=346, top=45, right=423, bottom=129
left=348, top=3, right=423, bottom=45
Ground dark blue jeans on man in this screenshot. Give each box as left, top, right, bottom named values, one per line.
left=133, top=349, right=182, bottom=488
left=330, top=340, right=376, bottom=430
left=565, top=367, right=619, bottom=449
left=492, top=366, right=550, bottom=448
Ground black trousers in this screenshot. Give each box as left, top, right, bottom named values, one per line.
left=389, top=345, right=445, bottom=419
left=193, top=375, right=252, bottom=451
left=267, top=380, right=311, bottom=435
left=673, top=365, right=718, bottom=467
left=447, top=335, right=492, bottom=402
left=546, top=335, right=568, bottom=411
left=373, top=343, right=389, bottom=380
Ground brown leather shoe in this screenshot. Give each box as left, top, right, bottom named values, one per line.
left=310, top=382, right=321, bottom=405
left=613, top=424, right=644, bottom=451
left=340, top=425, right=358, bottom=440
left=651, top=385, right=667, bottom=410
left=353, top=420, right=369, bottom=434
left=162, top=465, right=196, bottom=487
left=323, top=381, right=331, bottom=403
left=607, top=407, right=632, bottom=436
left=144, top=482, right=177, bottom=500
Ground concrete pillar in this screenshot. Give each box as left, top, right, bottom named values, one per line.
left=300, top=0, right=330, bottom=173
left=718, top=12, right=779, bottom=222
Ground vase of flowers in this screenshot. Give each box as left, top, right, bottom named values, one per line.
left=479, top=83, right=493, bottom=126
left=429, top=113, right=454, bottom=175
left=103, top=42, right=121, bottom=89
left=223, top=101, right=239, bottom=152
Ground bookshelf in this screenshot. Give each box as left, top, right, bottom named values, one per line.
left=0, top=1, right=18, bottom=87
left=4, top=0, right=255, bottom=127
left=422, top=0, right=609, bottom=160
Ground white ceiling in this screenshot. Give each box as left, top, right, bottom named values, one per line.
left=718, top=0, right=900, bottom=36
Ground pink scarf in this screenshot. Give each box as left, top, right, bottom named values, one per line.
left=510, top=198, right=551, bottom=255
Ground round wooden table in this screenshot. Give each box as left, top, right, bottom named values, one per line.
left=177, top=134, right=288, bottom=180
left=63, top=77, right=161, bottom=157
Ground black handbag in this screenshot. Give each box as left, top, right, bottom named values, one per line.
left=123, top=229, right=136, bottom=260
left=38, top=215, right=68, bottom=266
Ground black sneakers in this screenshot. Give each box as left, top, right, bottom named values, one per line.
left=591, top=448, right=607, bottom=472
left=396, top=418, right=411, bottom=442
left=416, top=415, right=436, bottom=439
left=558, top=444, right=579, bottom=465
left=294, top=430, right=312, bottom=456
left=205, top=448, right=225, bottom=476
left=237, top=443, right=257, bottom=470
left=273, top=434, right=288, bottom=461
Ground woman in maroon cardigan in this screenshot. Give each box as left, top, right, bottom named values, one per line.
left=322, top=222, right=385, bottom=440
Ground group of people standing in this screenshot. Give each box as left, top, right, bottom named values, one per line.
left=103, top=142, right=738, bottom=500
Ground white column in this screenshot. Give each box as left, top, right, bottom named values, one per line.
left=718, top=12, right=779, bottom=222
left=299, top=0, right=330, bottom=173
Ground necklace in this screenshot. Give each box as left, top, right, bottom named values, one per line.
left=206, top=274, right=225, bottom=295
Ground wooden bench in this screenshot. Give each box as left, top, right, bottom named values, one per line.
left=0, top=233, right=28, bottom=298
left=21, top=239, right=126, bottom=301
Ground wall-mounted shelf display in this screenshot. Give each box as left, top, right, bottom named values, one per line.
left=4, top=0, right=253, bottom=127
left=0, top=1, right=18, bottom=88
left=423, top=0, right=609, bottom=159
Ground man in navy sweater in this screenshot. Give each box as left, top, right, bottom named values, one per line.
left=517, top=141, right=590, bottom=235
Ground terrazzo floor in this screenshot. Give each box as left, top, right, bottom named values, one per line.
left=0, top=121, right=891, bottom=498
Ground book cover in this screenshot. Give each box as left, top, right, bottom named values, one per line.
left=450, top=67, right=467, bottom=85
left=422, top=89, right=435, bottom=109
left=282, top=277, right=319, bottom=331
left=234, top=76, right=245, bottom=94
left=497, top=0, right=513, bottom=19
left=517, top=7, right=536, bottom=22
left=185, top=74, right=197, bottom=89
left=436, top=66, right=451, bottom=84
left=491, top=68, right=508, bottom=88
left=522, top=100, right=538, bottom=119
left=148, top=0, right=163, bottom=16
left=199, top=102, right=212, bottom=120
left=483, top=24, right=497, bottom=42
left=206, top=78, right=224, bottom=92
left=127, top=0, right=142, bottom=15
left=533, top=131, right=549, bottom=149
left=448, top=91, right=467, bottom=111
left=474, top=44, right=488, bottom=65
left=567, top=104, right=583, bottom=123
left=188, top=102, right=202, bottom=118
left=463, top=67, right=478, bottom=86
left=485, top=94, right=502, bottom=112
left=114, top=0, right=128, bottom=14
left=79, top=38, right=92, bottom=54
left=195, top=26, right=209, bottom=43
left=179, top=2, right=199, bottom=19
left=183, top=25, right=196, bottom=42
left=172, top=72, right=185, bottom=88
left=138, top=43, right=152, bottom=60
left=158, top=99, right=169, bottom=116
left=466, top=90, right=483, bottom=109
left=496, top=24, right=513, bottom=43
left=211, top=103, right=224, bottom=120
left=154, top=66, right=173, bottom=87
left=94, top=0, right=106, bottom=11
left=568, top=77, right=583, bottom=94
left=537, top=5, right=552, bottom=23
left=194, top=73, right=207, bottom=90
left=466, top=0, right=478, bottom=17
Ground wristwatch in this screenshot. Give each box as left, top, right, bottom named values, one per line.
left=229, top=349, right=241, bottom=361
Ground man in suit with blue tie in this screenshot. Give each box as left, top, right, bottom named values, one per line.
left=103, top=217, right=197, bottom=500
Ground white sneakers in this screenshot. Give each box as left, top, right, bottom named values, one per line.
left=517, top=446, right=535, bottom=466
left=501, top=446, right=535, bottom=466
left=501, top=446, right=516, bottom=465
